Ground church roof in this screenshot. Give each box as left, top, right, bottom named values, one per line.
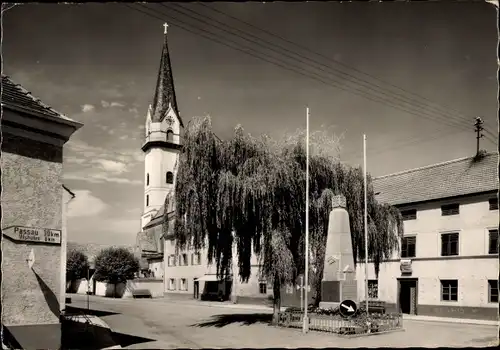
left=373, top=152, right=499, bottom=206
left=1, top=75, right=80, bottom=125
left=150, top=31, right=183, bottom=126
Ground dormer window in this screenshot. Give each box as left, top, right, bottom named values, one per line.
left=441, top=203, right=459, bottom=216
left=166, top=172, right=174, bottom=184
left=167, top=129, right=174, bottom=142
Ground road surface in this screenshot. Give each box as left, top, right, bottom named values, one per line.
left=68, top=294, right=498, bottom=349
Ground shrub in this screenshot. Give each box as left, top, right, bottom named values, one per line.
left=66, top=250, right=89, bottom=282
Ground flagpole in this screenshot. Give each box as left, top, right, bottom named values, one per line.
left=303, top=107, right=310, bottom=333
left=363, top=134, right=369, bottom=314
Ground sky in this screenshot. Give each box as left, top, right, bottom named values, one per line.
left=3, top=2, right=498, bottom=246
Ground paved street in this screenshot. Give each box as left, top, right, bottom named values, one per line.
left=68, top=294, right=498, bottom=348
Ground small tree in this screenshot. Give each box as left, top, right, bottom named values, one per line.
left=93, top=247, right=139, bottom=298
left=66, top=250, right=89, bottom=290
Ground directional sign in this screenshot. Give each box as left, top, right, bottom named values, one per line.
left=3, top=226, right=61, bottom=244
left=339, top=299, right=357, bottom=318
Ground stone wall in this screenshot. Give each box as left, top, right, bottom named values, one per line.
left=1, top=134, right=63, bottom=326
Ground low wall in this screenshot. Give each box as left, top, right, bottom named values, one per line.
left=71, top=278, right=163, bottom=298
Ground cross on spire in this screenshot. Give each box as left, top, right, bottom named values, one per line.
left=163, top=22, right=169, bottom=35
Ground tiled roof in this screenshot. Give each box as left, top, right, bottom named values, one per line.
left=67, top=242, right=136, bottom=264
left=1, top=75, right=77, bottom=123
left=373, top=153, right=499, bottom=206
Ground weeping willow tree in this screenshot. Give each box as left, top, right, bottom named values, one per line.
left=164, top=116, right=403, bottom=322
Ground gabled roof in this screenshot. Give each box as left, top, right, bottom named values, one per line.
left=1, top=75, right=78, bottom=124
left=373, top=152, right=499, bottom=206
left=150, top=32, right=183, bottom=126
left=142, top=203, right=175, bottom=230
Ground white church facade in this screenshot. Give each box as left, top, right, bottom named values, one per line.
left=136, top=25, right=272, bottom=305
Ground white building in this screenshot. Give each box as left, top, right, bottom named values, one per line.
left=136, top=26, right=272, bottom=305
left=357, top=152, right=498, bottom=320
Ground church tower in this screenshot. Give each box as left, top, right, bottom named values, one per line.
left=141, top=23, right=184, bottom=229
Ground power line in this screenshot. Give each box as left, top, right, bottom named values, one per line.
left=127, top=4, right=489, bottom=137
left=341, top=128, right=467, bottom=161
left=161, top=2, right=479, bottom=134
left=197, top=2, right=496, bottom=132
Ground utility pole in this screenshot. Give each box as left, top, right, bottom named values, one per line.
left=303, top=107, right=310, bottom=334
left=363, top=135, right=369, bottom=315
left=474, top=117, right=484, bottom=156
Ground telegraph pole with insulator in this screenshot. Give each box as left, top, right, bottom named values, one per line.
left=474, top=117, right=484, bottom=156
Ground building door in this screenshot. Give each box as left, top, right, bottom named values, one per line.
left=399, top=279, right=418, bottom=315
left=193, top=280, right=199, bottom=299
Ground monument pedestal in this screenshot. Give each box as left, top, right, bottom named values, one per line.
left=320, top=195, right=358, bottom=309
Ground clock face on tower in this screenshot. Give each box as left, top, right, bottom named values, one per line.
left=166, top=115, right=175, bottom=127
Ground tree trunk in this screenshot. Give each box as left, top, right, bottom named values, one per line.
left=272, top=277, right=281, bottom=325
left=114, top=283, right=117, bottom=298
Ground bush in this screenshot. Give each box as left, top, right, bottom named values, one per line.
left=66, top=250, right=89, bottom=282
left=93, top=247, right=139, bottom=297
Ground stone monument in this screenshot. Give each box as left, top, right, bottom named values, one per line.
left=319, top=194, right=358, bottom=309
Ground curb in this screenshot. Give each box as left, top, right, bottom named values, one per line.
left=402, top=315, right=498, bottom=327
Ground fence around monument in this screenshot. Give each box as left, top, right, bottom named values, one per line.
left=277, top=310, right=403, bottom=334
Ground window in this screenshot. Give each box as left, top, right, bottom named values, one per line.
left=179, top=253, right=188, bottom=266
left=368, top=280, right=378, bottom=299
left=146, top=173, right=150, bottom=186
left=488, top=229, right=498, bottom=254
left=259, top=282, right=267, bottom=294
left=401, top=209, right=417, bottom=221
left=167, top=255, right=176, bottom=267
left=180, top=278, right=188, bottom=291
left=167, top=129, right=174, bottom=142
left=401, top=236, right=416, bottom=258
left=285, top=285, right=294, bottom=294
left=168, top=278, right=176, bottom=291
left=488, top=280, right=498, bottom=303
left=146, top=195, right=149, bottom=207
left=166, top=171, right=174, bottom=184
left=441, top=232, right=459, bottom=256
left=489, top=198, right=499, bottom=211
left=191, top=252, right=201, bottom=265
left=441, top=203, right=459, bottom=216
left=441, top=280, right=458, bottom=301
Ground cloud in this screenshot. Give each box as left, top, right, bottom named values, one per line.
left=65, top=157, right=87, bottom=165
left=65, top=173, right=143, bottom=185
left=128, top=107, right=139, bottom=114
left=67, top=190, right=108, bottom=217
left=94, top=159, right=127, bottom=174
left=81, top=104, right=95, bottom=113
left=119, top=135, right=128, bottom=140
left=101, top=100, right=125, bottom=108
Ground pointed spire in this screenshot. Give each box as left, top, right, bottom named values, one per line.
left=150, top=23, right=183, bottom=126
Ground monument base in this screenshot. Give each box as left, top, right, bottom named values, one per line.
left=321, top=279, right=358, bottom=308
left=319, top=301, right=340, bottom=309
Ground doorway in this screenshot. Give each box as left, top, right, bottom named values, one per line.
left=398, top=278, right=418, bottom=315
left=193, top=280, right=199, bottom=299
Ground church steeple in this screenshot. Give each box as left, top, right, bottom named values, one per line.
left=150, top=23, right=183, bottom=126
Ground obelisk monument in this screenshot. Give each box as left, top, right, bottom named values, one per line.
left=319, top=194, right=358, bottom=309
